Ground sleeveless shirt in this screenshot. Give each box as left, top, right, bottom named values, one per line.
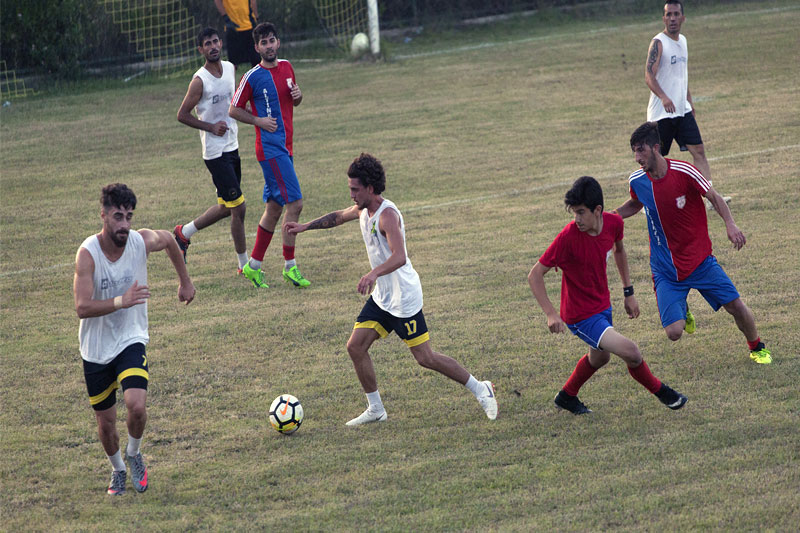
left=647, top=33, right=692, bottom=122
left=194, top=60, right=239, bottom=160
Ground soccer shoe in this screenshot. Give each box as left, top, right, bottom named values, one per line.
left=655, top=383, right=688, bottom=410
left=242, top=263, right=269, bottom=288
left=107, top=469, right=127, bottom=496
left=684, top=308, right=696, bottom=334
left=554, top=390, right=592, bottom=415
left=173, top=225, right=190, bottom=263
left=283, top=265, right=311, bottom=287
left=749, top=343, right=772, bottom=364
left=345, top=407, right=387, bottom=426
left=127, top=452, right=148, bottom=493
left=476, top=380, right=498, bottom=420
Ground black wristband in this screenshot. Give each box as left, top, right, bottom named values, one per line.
left=623, top=286, right=634, bottom=297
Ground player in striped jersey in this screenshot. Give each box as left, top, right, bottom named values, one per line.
left=614, top=122, right=771, bottom=364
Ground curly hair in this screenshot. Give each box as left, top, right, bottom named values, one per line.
left=347, top=153, right=386, bottom=194
left=101, top=183, right=137, bottom=211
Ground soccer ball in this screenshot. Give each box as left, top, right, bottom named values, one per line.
left=350, top=32, right=370, bottom=58
left=269, top=394, right=304, bottom=435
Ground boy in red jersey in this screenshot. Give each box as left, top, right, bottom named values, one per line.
left=529, top=176, right=687, bottom=414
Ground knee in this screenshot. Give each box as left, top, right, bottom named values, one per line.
left=413, top=352, right=436, bottom=370
left=127, top=402, right=147, bottom=424
left=665, top=327, right=683, bottom=342
left=723, top=299, right=747, bottom=317
left=288, top=200, right=303, bottom=217
left=346, top=338, right=364, bottom=359
left=232, top=203, right=246, bottom=219
left=588, top=351, right=610, bottom=369
left=620, top=345, right=642, bottom=366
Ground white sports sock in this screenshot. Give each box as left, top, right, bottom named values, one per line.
left=182, top=221, right=198, bottom=239
left=126, top=436, right=141, bottom=457
left=284, top=258, right=297, bottom=270
left=465, top=375, right=483, bottom=398
left=108, top=450, right=126, bottom=471
left=237, top=253, right=249, bottom=270
left=366, top=390, right=384, bottom=411
left=248, top=258, right=262, bottom=270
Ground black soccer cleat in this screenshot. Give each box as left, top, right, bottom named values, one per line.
left=554, top=390, right=592, bottom=415
left=656, top=383, right=688, bottom=410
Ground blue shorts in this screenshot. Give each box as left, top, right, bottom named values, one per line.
left=657, top=112, right=703, bottom=155
left=354, top=296, right=430, bottom=348
left=259, top=155, right=302, bottom=206
left=567, top=307, right=613, bottom=350
left=654, top=255, right=740, bottom=328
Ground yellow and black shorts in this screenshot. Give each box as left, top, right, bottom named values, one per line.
left=354, top=296, right=430, bottom=347
left=83, top=343, right=149, bottom=411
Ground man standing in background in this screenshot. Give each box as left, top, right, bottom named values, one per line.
left=214, top=0, right=260, bottom=68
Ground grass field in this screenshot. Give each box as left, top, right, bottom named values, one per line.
left=1, top=1, right=799, bottom=530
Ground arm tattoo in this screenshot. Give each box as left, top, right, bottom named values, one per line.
left=647, top=41, right=659, bottom=74
left=306, top=212, right=340, bottom=230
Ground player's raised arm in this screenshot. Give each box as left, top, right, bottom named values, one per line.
left=527, top=261, right=566, bottom=334
left=139, top=228, right=196, bottom=304
left=612, top=238, right=639, bottom=319
left=285, top=205, right=360, bottom=235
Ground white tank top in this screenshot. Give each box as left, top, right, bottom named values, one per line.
left=194, top=60, right=239, bottom=160
left=78, top=231, right=149, bottom=364
left=647, top=33, right=692, bottom=122
left=360, top=199, right=423, bottom=318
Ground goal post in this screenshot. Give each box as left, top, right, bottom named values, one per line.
left=312, top=0, right=381, bottom=57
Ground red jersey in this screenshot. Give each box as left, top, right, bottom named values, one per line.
left=539, top=212, right=624, bottom=324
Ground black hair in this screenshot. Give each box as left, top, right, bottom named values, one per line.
left=347, top=153, right=386, bottom=195
left=101, top=183, right=137, bottom=211
left=564, top=176, right=603, bottom=212
left=665, top=1, right=684, bottom=14
left=253, top=22, right=278, bottom=44
left=630, top=121, right=661, bottom=150
left=197, top=27, right=219, bottom=47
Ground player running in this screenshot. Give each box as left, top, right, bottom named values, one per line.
left=613, top=122, right=771, bottom=364
left=74, top=184, right=195, bottom=495
left=229, top=22, right=310, bottom=289
left=285, top=153, right=498, bottom=425
left=529, top=176, right=687, bottom=414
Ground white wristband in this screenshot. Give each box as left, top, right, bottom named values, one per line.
left=113, top=296, right=123, bottom=310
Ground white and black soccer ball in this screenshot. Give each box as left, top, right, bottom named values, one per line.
left=269, top=394, right=304, bottom=435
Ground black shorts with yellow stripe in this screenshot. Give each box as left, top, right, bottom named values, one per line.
left=354, top=296, right=430, bottom=347
left=83, top=342, right=149, bottom=411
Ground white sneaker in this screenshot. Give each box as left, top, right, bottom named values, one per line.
left=345, top=407, right=387, bottom=426
left=476, top=380, right=498, bottom=420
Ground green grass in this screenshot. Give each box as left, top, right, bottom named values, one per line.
left=2, top=1, right=799, bottom=530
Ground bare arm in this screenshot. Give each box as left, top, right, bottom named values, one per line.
left=139, top=229, right=196, bottom=304
left=228, top=104, right=277, bottom=133
left=705, top=187, right=746, bottom=250
left=612, top=198, right=644, bottom=219
left=645, top=39, right=676, bottom=114
left=356, top=209, right=408, bottom=295
left=612, top=239, right=639, bottom=319
left=74, top=247, right=150, bottom=318
left=290, top=82, right=303, bottom=107
left=177, top=77, right=228, bottom=136
left=214, top=0, right=226, bottom=16
left=285, top=205, right=360, bottom=235
left=250, top=0, right=258, bottom=21
left=527, top=261, right=566, bottom=334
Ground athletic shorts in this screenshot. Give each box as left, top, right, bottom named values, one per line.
left=83, top=343, right=149, bottom=411
left=259, top=155, right=302, bottom=206
left=204, top=149, right=244, bottom=207
left=354, top=296, right=430, bottom=347
left=567, top=307, right=613, bottom=350
left=225, top=27, right=260, bottom=68
left=657, top=112, right=703, bottom=155
left=653, top=255, right=740, bottom=328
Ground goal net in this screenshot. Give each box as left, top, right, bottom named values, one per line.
left=312, top=0, right=380, bottom=56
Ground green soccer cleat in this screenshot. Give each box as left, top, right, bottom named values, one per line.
left=684, top=308, right=696, bottom=334
left=283, top=265, right=311, bottom=287
left=749, top=343, right=772, bottom=364
left=242, top=263, right=269, bottom=288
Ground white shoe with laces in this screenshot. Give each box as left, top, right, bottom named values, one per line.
left=345, top=407, right=387, bottom=426
left=476, top=380, right=498, bottom=420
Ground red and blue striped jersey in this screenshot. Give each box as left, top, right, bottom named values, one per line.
left=628, top=159, right=712, bottom=281
left=232, top=61, right=297, bottom=161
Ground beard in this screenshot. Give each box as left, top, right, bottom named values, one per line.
left=110, top=231, right=129, bottom=247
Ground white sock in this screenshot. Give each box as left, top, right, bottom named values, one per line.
left=366, top=390, right=384, bottom=411
left=108, top=450, right=126, bottom=472
left=237, top=253, right=249, bottom=270
left=465, top=375, right=483, bottom=398
left=284, top=258, right=297, bottom=270
left=248, top=258, right=262, bottom=270
left=182, top=221, right=198, bottom=239
left=126, top=436, right=141, bottom=457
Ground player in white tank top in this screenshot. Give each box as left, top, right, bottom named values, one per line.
left=175, top=27, right=249, bottom=273
left=285, top=153, right=498, bottom=426
left=74, top=184, right=195, bottom=495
